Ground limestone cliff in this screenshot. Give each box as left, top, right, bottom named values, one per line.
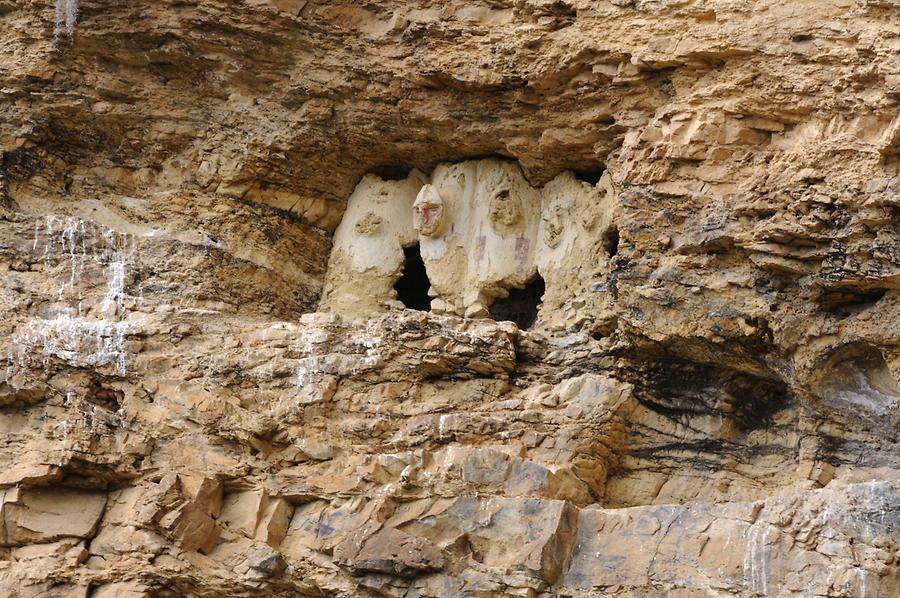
left=0, top=0, right=898, bottom=596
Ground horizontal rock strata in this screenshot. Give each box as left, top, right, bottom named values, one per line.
left=0, top=0, right=898, bottom=596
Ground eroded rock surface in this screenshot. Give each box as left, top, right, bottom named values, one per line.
left=0, top=0, right=898, bottom=596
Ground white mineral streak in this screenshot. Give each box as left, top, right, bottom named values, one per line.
left=54, top=0, right=78, bottom=38
left=9, top=216, right=137, bottom=375
left=743, top=521, right=771, bottom=597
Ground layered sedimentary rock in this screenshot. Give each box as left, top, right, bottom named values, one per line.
left=0, top=0, right=899, bottom=596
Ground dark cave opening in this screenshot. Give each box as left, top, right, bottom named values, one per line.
left=489, top=275, right=545, bottom=329
left=603, top=225, right=620, bottom=257
left=574, top=166, right=605, bottom=185
left=818, top=287, right=887, bottom=317
left=394, top=244, right=432, bottom=311
left=629, top=355, right=795, bottom=433
left=369, top=164, right=414, bottom=181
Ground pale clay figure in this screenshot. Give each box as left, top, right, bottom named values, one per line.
left=323, top=161, right=617, bottom=325
left=543, top=205, right=565, bottom=249
left=354, top=212, right=382, bottom=236
left=488, top=187, right=524, bottom=234
left=412, top=184, right=445, bottom=237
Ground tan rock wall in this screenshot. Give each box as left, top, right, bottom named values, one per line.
left=0, top=0, right=897, bottom=596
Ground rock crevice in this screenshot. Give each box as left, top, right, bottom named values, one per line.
left=0, top=0, right=898, bottom=596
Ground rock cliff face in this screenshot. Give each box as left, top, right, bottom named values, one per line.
left=1, top=0, right=899, bottom=596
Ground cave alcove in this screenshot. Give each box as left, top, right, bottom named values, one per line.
left=602, top=225, right=620, bottom=257
left=574, top=165, right=606, bottom=186
left=394, top=244, right=432, bottom=311
left=489, top=275, right=545, bottom=329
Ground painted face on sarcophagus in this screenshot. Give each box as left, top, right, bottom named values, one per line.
left=488, top=188, right=523, bottom=231
left=412, top=184, right=445, bottom=237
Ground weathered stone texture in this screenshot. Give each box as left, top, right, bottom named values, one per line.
left=0, top=0, right=898, bottom=596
